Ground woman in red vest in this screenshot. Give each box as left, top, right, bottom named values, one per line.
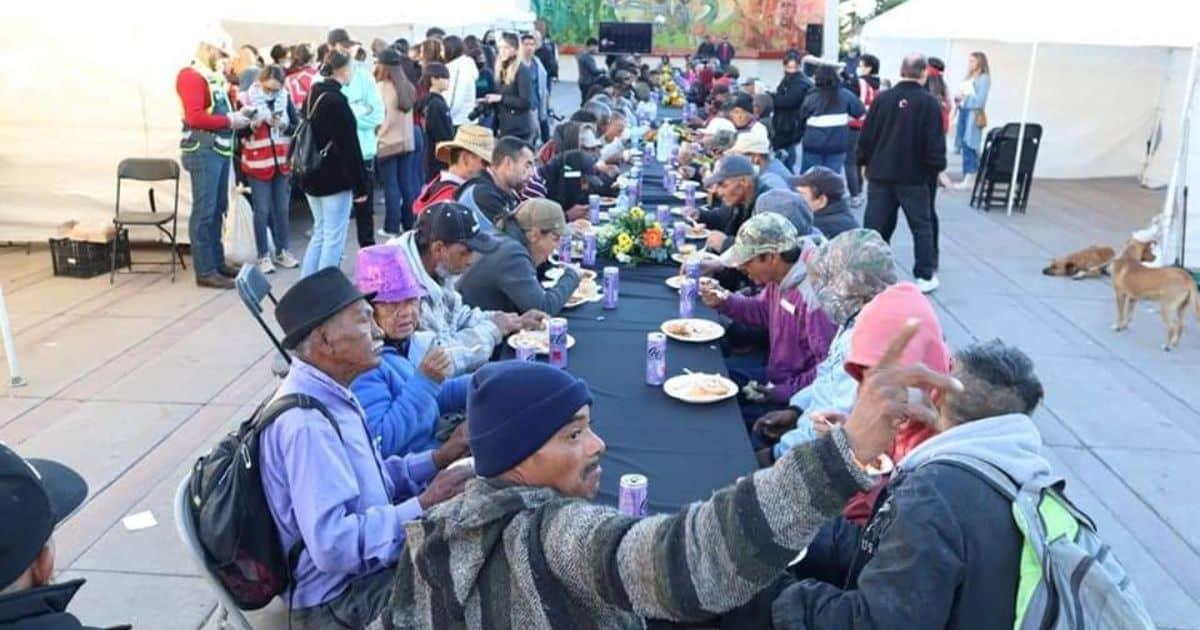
left=240, top=65, right=300, bottom=273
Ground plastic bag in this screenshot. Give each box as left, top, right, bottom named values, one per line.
left=223, top=173, right=258, bottom=266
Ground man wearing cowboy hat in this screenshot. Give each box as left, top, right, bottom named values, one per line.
left=412, top=124, right=494, bottom=216
left=259, top=268, right=473, bottom=628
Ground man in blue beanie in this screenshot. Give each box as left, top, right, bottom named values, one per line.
left=382, top=323, right=964, bottom=629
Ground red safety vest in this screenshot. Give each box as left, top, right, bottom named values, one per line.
left=240, top=123, right=291, bottom=181
left=849, top=78, right=879, bottom=131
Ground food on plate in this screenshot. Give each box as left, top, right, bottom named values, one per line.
left=685, top=375, right=736, bottom=398
left=565, top=276, right=602, bottom=307
left=508, top=329, right=576, bottom=354
left=571, top=219, right=593, bottom=233
left=685, top=225, right=709, bottom=239
left=678, top=243, right=697, bottom=256
left=664, top=320, right=703, bottom=337
left=598, top=196, right=618, bottom=205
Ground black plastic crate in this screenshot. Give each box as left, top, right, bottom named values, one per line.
left=49, top=230, right=131, bottom=279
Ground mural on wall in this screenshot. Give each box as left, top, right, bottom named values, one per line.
left=532, top=0, right=825, bottom=55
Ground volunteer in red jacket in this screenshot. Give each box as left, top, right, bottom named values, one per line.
left=177, top=27, right=254, bottom=289
left=240, top=65, right=301, bottom=274
left=411, top=124, right=493, bottom=216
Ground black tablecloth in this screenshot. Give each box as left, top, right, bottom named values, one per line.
left=506, top=261, right=756, bottom=513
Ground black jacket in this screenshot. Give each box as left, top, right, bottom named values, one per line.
left=421, top=92, right=454, bottom=176
left=297, top=80, right=368, bottom=198
left=456, top=225, right=581, bottom=315
left=535, top=42, right=559, bottom=80
left=0, top=580, right=126, bottom=630
left=798, top=87, right=866, bottom=155
left=496, top=62, right=534, bottom=140
left=770, top=462, right=1022, bottom=629
left=771, top=72, right=813, bottom=149
left=856, top=80, right=947, bottom=185
left=456, top=170, right=518, bottom=229
left=696, top=42, right=717, bottom=60
left=814, top=198, right=859, bottom=239
left=576, top=52, right=604, bottom=91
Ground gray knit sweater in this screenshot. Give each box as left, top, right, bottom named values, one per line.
left=375, top=429, right=873, bottom=629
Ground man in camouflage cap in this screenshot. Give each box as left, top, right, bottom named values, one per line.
left=701, top=213, right=838, bottom=426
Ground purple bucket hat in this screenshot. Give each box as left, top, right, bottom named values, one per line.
left=355, top=245, right=426, bottom=303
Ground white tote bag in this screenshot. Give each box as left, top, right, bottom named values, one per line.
left=222, top=168, right=258, bottom=266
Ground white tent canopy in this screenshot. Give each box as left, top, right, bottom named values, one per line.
left=860, top=0, right=1200, bottom=264
left=0, top=2, right=533, bottom=242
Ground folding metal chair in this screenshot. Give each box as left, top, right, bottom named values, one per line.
left=235, top=264, right=291, bottom=378
left=173, top=477, right=289, bottom=630
left=111, top=158, right=186, bottom=284
left=971, top=123, right=1043, bottom=213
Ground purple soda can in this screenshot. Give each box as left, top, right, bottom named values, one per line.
left=583, top=232, right=597, bottom=267
left=588, top=194, right=601, bottom=223
left=602, top=266, right=620, bottom=309
left=619, top=474, right=648, bottom=516
left=558, top=232, right=573, bottom=262
left=515, top=344, right=536, bottom=361
left=643, top=142, right=654, bottom=162
left=684, top=260, right=701, bottom=282
left=683, top=181, right=698, bottom=209
left=679, top=277, right=697, bottom=318
left=655, top=204, right=671, bottom=225
left=548, top=318, right=568, bottom=368
left=672, top=222, right=688, bottom=250
left=645, top=332, right=667, bottom=385
left=663, top=169, right=676, bottom=192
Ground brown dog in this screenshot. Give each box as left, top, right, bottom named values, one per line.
left=1043, top=245, right=1115, bottom=279
left=1111, top=239, right=1199, bottom=350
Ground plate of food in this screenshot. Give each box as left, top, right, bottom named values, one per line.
left=564, top=275, right=603, bottom=308
left=670, top=248, right=720, bottom=265
left=598, top=196, right=618, bottom=206
left=665, top=275, right=719, bottom=290
left=672, top=190, right=688, bottom=200
left=570, top=219, right=595, bottom=234
left=685, top=224, right=710, bottom=240
left=662, top=372, right=738, bottom=404
left=660, top=318, right=725, bottom=343
left=507, top=329, right=576, bottom=354
left=545, top=266, right=597, bottom=282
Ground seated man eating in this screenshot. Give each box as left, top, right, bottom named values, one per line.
left=351, top=244, right=471, bottom=458
left=456, top=199, right=582, bottom=316
left=700, top=213, right=837, bottom=425
left=382, top=348, right=963, bottom=628
left=260, top=268, right=473, bottom=628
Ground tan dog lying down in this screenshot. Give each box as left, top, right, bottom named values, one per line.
left=1043, top=246, right=1116, bottom=279
left=1111, top=239, right=1199, bottom=351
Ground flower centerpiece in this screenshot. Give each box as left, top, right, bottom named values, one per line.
left=660, top=67, right=686, bottom=108
left=596, top=206, right=674, bottom=266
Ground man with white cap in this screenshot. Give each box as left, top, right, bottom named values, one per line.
left=177, top=26, right=254, bottom=289
left=729, top=126, right=792, bottom=183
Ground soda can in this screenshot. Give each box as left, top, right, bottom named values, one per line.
left=655, top=204, right=671, bottom=226
left=547, top=318, right=568, bottom=368
left=672, top=222, right=688, bottom=250
left=602, top=266, right=620, bottom=310
left=515, top=345, right=536, bottom=361
left=582, top=232, right=597, bottom=267
left=683, top=181, right=699, bottom=209
left=643, top=142, right=654, bottom=163
left=618, top=474, right=648, bottom=517
left=557, top=232, right=573, bottom=263
left=684, top=260, right=701, bottom=282
left=588, top=194, right=601, bottom=223
left=679, top=278, right=697, bottom=319
left=662, top=169, right=675, bottom=192
left=645, top=333, right=667, bottom=386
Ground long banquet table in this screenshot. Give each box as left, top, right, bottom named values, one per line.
left=503, top=147, right=757, bottom=513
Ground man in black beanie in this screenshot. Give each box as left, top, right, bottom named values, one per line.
left=383, top=325, right=963, bottom=629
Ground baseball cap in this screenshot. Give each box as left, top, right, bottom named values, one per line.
left=327, top=28, right=359, bottom=47
left=512, top=199, right=568, bottom=234
left=700, top=117, right=737, bottom=137
left=790, top=166, right=847, bottom=201
left=417, top=202, right=496, bottom=252
left=754, top=189, right=814, bottom=237
left=719, top=212, right=801, bottom=268
left=724, top=92, right=754, bottom=114
left=0, top=444, right=87, bottom=586
left=703, top=154, right=756, bottom=188
left=729, top=127, right=771, bottom=156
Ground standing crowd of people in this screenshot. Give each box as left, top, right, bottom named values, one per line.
left=3, top=22, right=1157, bottom=630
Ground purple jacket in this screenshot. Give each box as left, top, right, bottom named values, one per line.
left=259, top=358, right=437, bottom=609
left=717, top=264, right=837, bottom=403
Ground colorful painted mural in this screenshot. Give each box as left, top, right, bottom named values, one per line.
left=532, top=0, right=825, bottom=55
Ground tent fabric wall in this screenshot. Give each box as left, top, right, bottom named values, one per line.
left=0, top=2, right=533, bottom=243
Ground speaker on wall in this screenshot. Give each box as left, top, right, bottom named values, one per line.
left=805, top=24, right=823, bottom=57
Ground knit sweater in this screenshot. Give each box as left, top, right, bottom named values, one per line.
left=377, top=429, right=873, bottom=629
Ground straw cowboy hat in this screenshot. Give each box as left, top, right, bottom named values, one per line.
left=436, top=124, right=495, bottom=165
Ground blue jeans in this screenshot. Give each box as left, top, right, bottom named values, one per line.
left=955, top=107, right=968, bottom=153
left=377, top=153, right=405, bottom=234
left=962, top=144, right=980, bottom=175
left=801, top=151, right=846, bottom=175
left=301, top=190, right=353, bottom=277
left=248, top=175, right=291, bottom=258
left=402, top=128, right=428, bottom=228
left=181, top=149, right=230, bottom=277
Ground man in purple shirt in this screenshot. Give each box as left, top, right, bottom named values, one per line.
left=260, top=267, right=473, bottom=628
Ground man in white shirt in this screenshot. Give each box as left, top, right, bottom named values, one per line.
left=444, top=35, right=479, bottom=128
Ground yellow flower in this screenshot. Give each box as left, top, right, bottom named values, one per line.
left=617, top=233, right=635, bottom=249
left=629, top=207, right=645, bottom=220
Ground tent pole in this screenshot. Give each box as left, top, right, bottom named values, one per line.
left=1158, top=42, right=1200, bottom=263
left=1008, top=41, right=1039, bottom=216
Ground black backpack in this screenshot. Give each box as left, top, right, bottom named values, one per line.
left=288, top=93, right=331, bottom=181
left=186, top=393, right=341, bottom=610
